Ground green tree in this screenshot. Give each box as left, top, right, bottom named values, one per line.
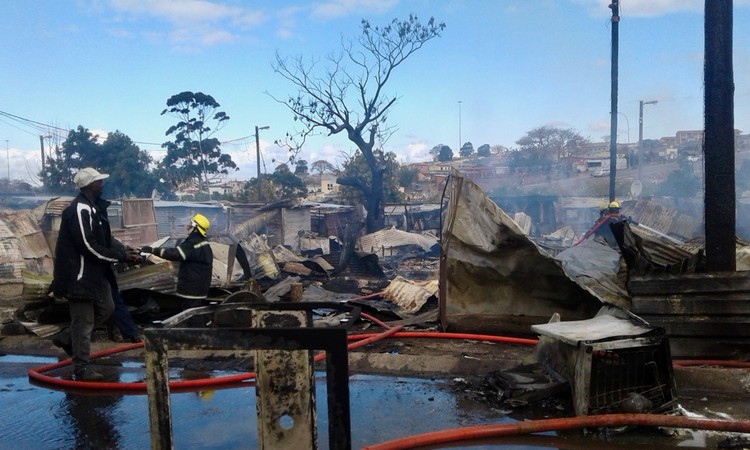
left=267, top=163, right=308, bottom=201
left=160, top=91, right=236, bottom=192
left=459, top=141, right=474, bottom=158
left=398, top=166, right=420, bottom=188
left=45, top=126, right=158, bottom=197
left=99, top=131, right=159, bottom=198
left=477, top=144, right=491, bottom=157
left=429, top=144, right=441, bottom=161
left=340, top=149, right=403, bottom=205
left=294, top=159, right=309, bottom=176
left=45, top=126, right=100, bottom=192
left=272, top=15, right=444, bottom=232
left=438, top=145, right=453, bottom=162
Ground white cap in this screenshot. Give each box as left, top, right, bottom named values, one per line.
left=74, top=167, right=109, bottom=188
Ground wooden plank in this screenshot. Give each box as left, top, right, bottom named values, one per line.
left=446, top=314, right=547, bottom=337
left=638, top=314, right=750, bottom=337
left=629, top=272, right=750, bottom=295
left=632, top=294, right=750, bottom=315
left=667, top=337, right=750, bottom=360
left=282, top=261, right=313, bottom=276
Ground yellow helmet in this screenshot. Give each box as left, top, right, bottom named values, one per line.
left=609, top=201, right=621, bottom=209
left=191, top=214, right=210, bottom=236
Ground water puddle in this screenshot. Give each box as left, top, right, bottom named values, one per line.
left=0, top=354, right=739, bottom=449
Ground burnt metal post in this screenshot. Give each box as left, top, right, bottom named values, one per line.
left=704, top=0, right=735, bottom=271
left=144, top=302, right=356, bottom=450
left=608, top=0, right=620, bottom=202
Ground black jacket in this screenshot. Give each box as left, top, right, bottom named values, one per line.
left=151, top=230, right=213, bottom=300
left=50, top=194, right=128, bottom=301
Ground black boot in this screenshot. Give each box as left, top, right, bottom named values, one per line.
left=73, top=366, right=104, bottom=382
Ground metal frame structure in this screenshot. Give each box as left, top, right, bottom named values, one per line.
left=144, top=301, right=357, bottom=450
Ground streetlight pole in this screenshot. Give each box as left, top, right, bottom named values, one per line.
left=638, top=100, right=658, bottom=181
left=5, top=140, right=8, bottom=182
left=617, top=112, right=630, bottom=144
left=458, top=100, right=462, bottom=154
left=255, top=125, right=270, bottom=202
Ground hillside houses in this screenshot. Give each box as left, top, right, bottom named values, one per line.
left=403, top=129, right=750, bottom=191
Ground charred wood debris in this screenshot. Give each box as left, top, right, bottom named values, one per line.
left=0, top=202, right=442, bottom=343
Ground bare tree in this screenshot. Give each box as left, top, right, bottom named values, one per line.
left=271, top=15, right=445, bottom=232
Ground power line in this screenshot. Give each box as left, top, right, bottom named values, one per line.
left=0, top=110, right=68, bottom=132
left=0, top=109, right=255, bottom=151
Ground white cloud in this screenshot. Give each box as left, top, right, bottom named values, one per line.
left=578, top=0, right=704, bottom=18
left=104, top=0, right=266, bottom=48
left=109, top=0, right=243, bottom=25
left=310, top=0, right=399, bottom=20
left=402, top=140, right=429, bottom=163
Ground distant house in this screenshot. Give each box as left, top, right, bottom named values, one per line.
left=676, top=130, right=704, bottom=146
left=304, top=172, right=339, bottom=201
left=318, top=173, right=339, bottom=195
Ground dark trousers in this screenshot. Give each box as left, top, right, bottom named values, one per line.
left=111, top=289, right=138, bottom=340
left=56, top=285, right=114, bottom=369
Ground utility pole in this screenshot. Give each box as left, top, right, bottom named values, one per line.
left=608, top=0, right=620, bottom=202
left=458, top=100, right=462, bottom=155
left=5, top=140, right=9, bottom=182
left=638, top=100, right=658, bottom=182
left=255, top=125, right=270, bottom=202
left=39, top=136, right=46, bottom=190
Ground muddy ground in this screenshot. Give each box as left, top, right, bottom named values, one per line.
left=3, top=316, right=750, bottom=429
left=0, top=323, right=534, bottom=378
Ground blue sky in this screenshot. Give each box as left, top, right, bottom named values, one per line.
left=2, top=0, right=750, bottom=185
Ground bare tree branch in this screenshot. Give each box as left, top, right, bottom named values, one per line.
left=270, top=15, right=444, bottom=232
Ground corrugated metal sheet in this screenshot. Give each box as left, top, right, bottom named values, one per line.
left=117, top=261, right=179, bottom=294
left=273, top=245, right=304, bottom=263
left=0, top=210, right=53, bottom=281
left=624, top=199, right=703, bottom=241
left=229, top=209, right=281, bottom=245
left=514, top=212, right=533, bottom=234
left=629, top=223, right=703, bottom=267
left=442, top=172, right=604, bottom=335
left=116, top=240, right=246, bottom=293
left=299, top=235, right=330, bottom=254
left=357, top=227, right=438, bottom=254
left=281, top=208, right=311, bottom=247
left=154, top=203, right=224, bottom=239
left=382, top=276, right=439, bottom=314
left=208, top=241, right=247, bottom=286
left=120, top=198, right=158, bottom=245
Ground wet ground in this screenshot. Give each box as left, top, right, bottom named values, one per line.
left=2, top=350, right=749, bottom=449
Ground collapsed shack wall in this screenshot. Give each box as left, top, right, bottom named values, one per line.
left=0, top=209, right=54, bottom=307
left=440, top=172, right=602, bottom=336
